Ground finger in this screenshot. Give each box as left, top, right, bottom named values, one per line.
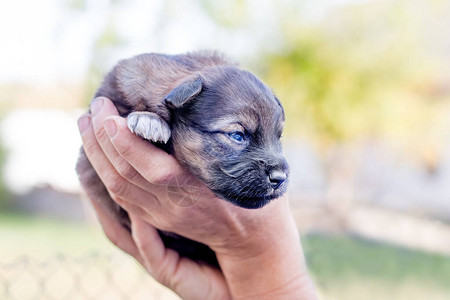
left=129, top=214, right=172, bottom=277
left=88, top=196, right=144, bottom=264
left=130, top=215, right=230, bottom=299
left=78, top=113, right=161, bottom=213
left=130, top=215, right=208, bottom=291
left=90, top=97, right=151, bottom=190
left=103, top=116, right=189, bottom=186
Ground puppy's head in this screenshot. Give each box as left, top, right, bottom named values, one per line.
left=166, top=67, right=289, bottom=209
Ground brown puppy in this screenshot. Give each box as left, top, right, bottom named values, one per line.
left=76, top=51, right=289, bottom=266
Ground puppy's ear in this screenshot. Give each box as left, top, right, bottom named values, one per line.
left=164, top=74, right=203, bottom=108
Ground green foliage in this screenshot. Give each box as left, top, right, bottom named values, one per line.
left=243, top=1, right=448, bottom=152
left=83, top=22, right=127, bottom=105
left=62, top=0, right=128, bottom=105
left=199, top=0, right=248, bottom=28
left=260, top=21, right=430, bottom=145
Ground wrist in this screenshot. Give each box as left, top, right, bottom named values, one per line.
left=213, top=199, right=318, bottom=299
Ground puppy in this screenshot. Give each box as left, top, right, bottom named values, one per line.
left=76, top=51, right=289, bottom=266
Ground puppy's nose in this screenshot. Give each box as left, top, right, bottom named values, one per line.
left=269, top=170, right=286, bottom=190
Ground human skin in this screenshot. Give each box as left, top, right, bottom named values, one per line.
left=77, top=97, right=319, bottom=300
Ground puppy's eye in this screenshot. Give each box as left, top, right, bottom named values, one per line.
left=228, top=131, right=245, bottom=142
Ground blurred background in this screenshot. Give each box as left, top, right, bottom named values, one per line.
left=1, top=0, right=449, bottom=299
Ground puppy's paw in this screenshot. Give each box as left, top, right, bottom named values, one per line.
left=127, top=112, right=171, bottom=143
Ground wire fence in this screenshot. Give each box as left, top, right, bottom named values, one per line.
left=0, top=253, right=180, bottom=300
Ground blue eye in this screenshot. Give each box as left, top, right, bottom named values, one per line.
left=228, top=131, right=245, bottom=142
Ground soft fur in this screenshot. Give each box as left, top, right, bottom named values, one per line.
left=76, top=51, right=289, bottom=266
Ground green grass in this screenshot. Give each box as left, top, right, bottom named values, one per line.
left=302, top=233, right=450, bottom=300
left=0, top=212, right=111, bottom=260
left=0, top=213, right=179, bottom=300
left=1, top=213, right=449, bottom=300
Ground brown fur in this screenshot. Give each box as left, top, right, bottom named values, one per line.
left=76, top=51, right=289, bottom=266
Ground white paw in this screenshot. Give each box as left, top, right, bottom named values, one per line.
left=127, top=112, right=171, bottom=143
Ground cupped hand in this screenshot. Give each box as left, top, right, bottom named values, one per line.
left=78, top=97, right=317, bottom=300
left=79, top=97, right=291, bottom=255
left=87, top=193, right=231, bottom=299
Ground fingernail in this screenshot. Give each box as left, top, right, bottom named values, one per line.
left=78, top=115, right=91, bottom=133
left=91, top=97, right=104, bottom=115
left=104, top=118, right=117, bottom=138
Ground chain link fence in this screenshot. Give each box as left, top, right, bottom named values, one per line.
left=0, top=253, right=180, bottom=300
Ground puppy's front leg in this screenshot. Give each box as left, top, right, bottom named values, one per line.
left=127, top=112, right=171, bottom=143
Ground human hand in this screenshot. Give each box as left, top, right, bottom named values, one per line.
left=87, top=192, right=231, bottom=299
left=78, top=97, right=318, bottom=299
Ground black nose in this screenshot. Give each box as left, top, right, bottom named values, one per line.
left=269, top=170, right=286, bottom=190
